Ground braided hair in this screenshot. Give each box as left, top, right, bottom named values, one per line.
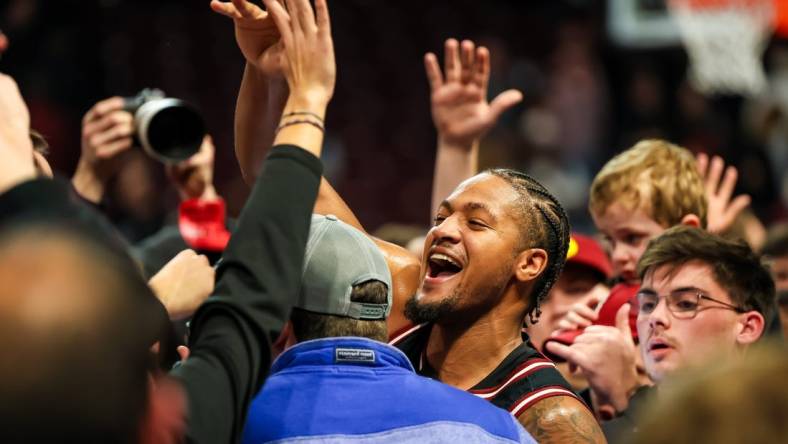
left=486, top=169, right=571, bottom=324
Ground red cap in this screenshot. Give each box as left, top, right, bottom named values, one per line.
left=542, top=282, right=639, bottom=362
left=178, top=198, right=231, bottom=252
left=566, top=233, right=612, bottom=280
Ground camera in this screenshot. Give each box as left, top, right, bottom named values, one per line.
left=123, top=89, right=206, bottom=163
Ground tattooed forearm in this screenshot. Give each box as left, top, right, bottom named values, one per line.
left=518, top=397, right=607, bottom=444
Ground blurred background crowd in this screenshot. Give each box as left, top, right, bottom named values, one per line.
left=2, top=0, right=787, bottom=241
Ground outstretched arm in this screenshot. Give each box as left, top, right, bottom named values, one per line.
left=174, top=1, right=333, bottom=442
left=427, top=39, right=522, bottom=216
left=211, top=0, right=289, bottom=184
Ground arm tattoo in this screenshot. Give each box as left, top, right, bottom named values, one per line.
left=517, top=397, right=607, bottom=444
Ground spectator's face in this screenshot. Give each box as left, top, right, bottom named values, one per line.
left=414, top=174, right=524, bottom=320
left=528, top=264, right=608, bottom=349
left=593, top=203, right=665, bottom=284
left=636, top=261, right=755, bottom=383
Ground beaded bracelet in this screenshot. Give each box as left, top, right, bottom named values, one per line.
left=275, top=118, right=325, bottom=134
left=282, top=110, right=325, bottom=123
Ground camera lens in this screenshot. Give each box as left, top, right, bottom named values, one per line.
left=135, top=98, right=206, bottom=163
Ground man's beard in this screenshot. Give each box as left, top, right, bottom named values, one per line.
left=404, top=261, right=513, bottom=325
left=404, top=290, right=461, bottom=325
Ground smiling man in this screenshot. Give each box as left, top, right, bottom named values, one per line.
left=391, top=169, right=606, bottom=443
left=603, top=225, right=775, bottom=442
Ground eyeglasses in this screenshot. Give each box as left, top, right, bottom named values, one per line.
left=636, top=288, right=746, bottom=320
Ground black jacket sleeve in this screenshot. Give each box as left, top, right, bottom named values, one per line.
left=0, top=177, right=131, bottom=256
left=171, top=145, right=322, bottom=444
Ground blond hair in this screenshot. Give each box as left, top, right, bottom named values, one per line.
left=589, top=139, right=707, bottom=228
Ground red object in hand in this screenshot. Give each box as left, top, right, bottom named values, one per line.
left=542, top=282, right=640, bottom=362
left=178, top=198, right=231, bottom=252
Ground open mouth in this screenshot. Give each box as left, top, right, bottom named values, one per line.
left=648, top=341, right=671, bottom=352
left=427, top=253, right=463, bottom=279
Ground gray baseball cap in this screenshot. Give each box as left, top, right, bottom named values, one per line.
left=297, top=214, right=392, bottom=320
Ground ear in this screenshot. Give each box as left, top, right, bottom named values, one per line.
left=679, top=213, right=701, bottom=228
left=735, top=311, right=765, bottom=346
left=513, top=248, right=548, bottom=283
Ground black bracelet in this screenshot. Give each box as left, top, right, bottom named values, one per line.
left=275, top=119, right=325, bottom=134
left=282, top=110, right=325, bottom=123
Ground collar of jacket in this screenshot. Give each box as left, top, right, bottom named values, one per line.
left=271, top=337, right=416, bottom=373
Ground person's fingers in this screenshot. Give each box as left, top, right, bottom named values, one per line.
left=706, top=155, right=724, bottom=195
left=556, top=319, right=579, bottom=331
left=177, top=345, right=190, bottom=361
left=231, top=0, right=257, bottom=17
left=472, top=46, right=490, bottom=92
left=580, top=325, right=615, bottom=336
left=96, top=137, right=133, bottom=159
left=488, top=89, right=523, bottom=122
left=544, top=341, right=585, bottom=368
left=291, top=0, right=316, bottom=34
left=566, top=310, right=593, bottom=329
left=460, top=39, right=475, bottom=84
left=726, top=194, right=752, bottom=221
left=83, top=97, right=125, bottom=125
left=424, top=53, right=444, bottom=91
left=717, top=165, right=738, bottom=204
left=89, top=117, right=134, bottom=147
left=615, top=303, right=634, bottom=346
left=444, top=39, right=460, bottom=83
left=210, top=1, right=242, bottom=19
left=262, top=0, right=292, bottom=47
left=84, top=110, right=133, bottom=137
left=574, top=301, right=600, bottom=322
left=696, top=152, right=709, bottom=178
left=314, top=0, right=331, bottom=35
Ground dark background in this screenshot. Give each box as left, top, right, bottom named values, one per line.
left=2, top=0, right=786, bottom=242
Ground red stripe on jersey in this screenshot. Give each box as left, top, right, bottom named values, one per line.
left=388, top=323, right=427, bottom=346
left=509, top=386, right=579, bottom=417
left=469, top=358, right=556, bottom=397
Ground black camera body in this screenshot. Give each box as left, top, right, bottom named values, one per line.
left=124, top=89, right=206, bottom=163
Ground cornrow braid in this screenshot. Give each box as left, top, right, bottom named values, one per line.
left=486, top=169, right=571, bottom=324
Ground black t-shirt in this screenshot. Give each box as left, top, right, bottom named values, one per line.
left=391, top=323, right=583, bottom=417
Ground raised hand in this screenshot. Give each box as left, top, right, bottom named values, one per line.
left=72, top=97, right=134, bottom=203
left=0, top=73, right=36, bottom=194
left=210, top=0, right=286, bottom=78
left=264, top=0, right=335, bottom=111
left=166, top=135, right=218, bottom=202
left=696, top=152, right=751, bottom=234
left=426, top=39, right=523, bottom=147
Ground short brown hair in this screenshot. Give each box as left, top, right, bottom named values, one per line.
left=590, top=139, right=707, bottom=228
left=290, top=280, right=389, bottom=342
left=637, top=226, right=775, bottom=323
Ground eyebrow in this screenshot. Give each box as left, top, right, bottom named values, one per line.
left=637, top=286, right=705, bottom=295
left=439, top=200, right=498, bottom=223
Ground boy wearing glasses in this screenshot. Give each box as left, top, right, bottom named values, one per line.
left=604, top=225, right=774, bottom=442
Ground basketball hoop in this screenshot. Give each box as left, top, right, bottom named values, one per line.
left=668, top=0, right=778, bottom=96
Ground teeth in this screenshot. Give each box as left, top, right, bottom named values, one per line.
left=430, top=253, right=460, bottom=268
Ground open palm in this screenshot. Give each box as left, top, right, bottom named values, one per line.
left=427, top=39, right=522, bottom=146
left=211, top=0, right=286, bottom=77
